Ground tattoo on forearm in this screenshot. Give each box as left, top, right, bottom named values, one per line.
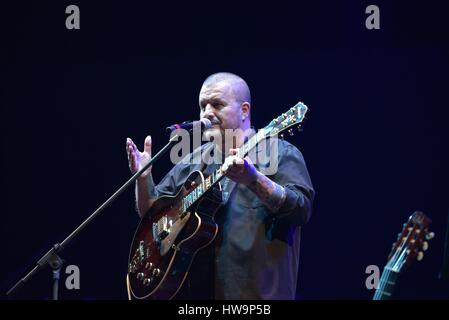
left=249, top=174, right=287, bottom=212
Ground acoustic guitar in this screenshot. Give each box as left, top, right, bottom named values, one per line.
left=373, top=211, right=433, bottom=300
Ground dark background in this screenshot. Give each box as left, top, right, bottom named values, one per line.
left=1, top=0, right=449, bottom=300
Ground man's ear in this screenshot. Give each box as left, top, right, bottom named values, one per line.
left=241, top=102, right=251, bottom=121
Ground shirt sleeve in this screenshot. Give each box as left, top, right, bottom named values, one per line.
left=267, top=140, right=315, bottom=226
left=154, top=161, right=189, bottom=197
left=154, top=143, right=209, bottom=196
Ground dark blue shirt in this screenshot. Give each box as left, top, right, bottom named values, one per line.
left=154, top=138, right=314, bottom=299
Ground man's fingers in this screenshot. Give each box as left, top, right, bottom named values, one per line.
left=229, top=148, right=239, bottom=156
left=222, top=156, right=233, bottom=173
left=127, top=147, right=132, bottom=162
left=126, top=138, right=139, bottom=172
left=127, top=139, right=140, bottom=159
left=129, top=144, right=136, bottom=160
left=126, top=139, right=134, bottom=159
left=130, top=155, right=135, bottom=168
left=223, top=156, right=245, bottom=176
left=222, top=161, right=229, bottom=173
left=127, top=137, right=136, bottom=149
left=144, top=135, right=152, bottom=155
left=131, top=139, right=139, bottom=153
left=230, top=156, right=244, bottom=166
left=128, top=146, right=135, bottom=165
left=126, top=138, right=132, bottom=154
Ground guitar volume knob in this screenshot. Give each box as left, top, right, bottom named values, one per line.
left=152, top=268, right=161, bottom=277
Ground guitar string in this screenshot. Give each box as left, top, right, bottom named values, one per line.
left=375, top=223, right=417, bottom=299
left=180, top=131, right=261, bottom=217
left=383, top=224, right=420, bottom=298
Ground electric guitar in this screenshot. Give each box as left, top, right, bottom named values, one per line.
left=373, top=211, right=433, bottom=300
left=126, top=101, right=308, bottom=300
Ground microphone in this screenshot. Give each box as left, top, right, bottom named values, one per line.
left=166, top=118, right=212, bottom=133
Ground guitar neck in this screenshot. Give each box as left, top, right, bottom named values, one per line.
left=372, top=267, right=399, bottom=300
left=181, top=130, right=266, bottom=212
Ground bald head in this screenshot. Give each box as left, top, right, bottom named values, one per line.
left=202, top=72, right=251, bottom=105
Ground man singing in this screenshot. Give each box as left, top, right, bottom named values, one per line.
left=126, top=72, right=314, bottom=299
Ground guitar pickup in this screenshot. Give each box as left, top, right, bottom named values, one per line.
left=153, top=216, right=172, bottom=242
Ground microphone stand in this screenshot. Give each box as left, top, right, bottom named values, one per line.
left=6, top=133, right=182, bottom=299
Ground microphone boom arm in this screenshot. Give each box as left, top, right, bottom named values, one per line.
left=6, top=133, right=183, bottom=299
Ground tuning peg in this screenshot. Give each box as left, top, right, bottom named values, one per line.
left=288, top=128, right=294, bottom=136
left=425, top=232, right=435, bottom=240
left=280, top=133, right=284, bottom=139
left=297, top=125, right=303, bottom=132
left=417, top=251, right=424, bottom=261
left=422, top=241, right=429, bottom=251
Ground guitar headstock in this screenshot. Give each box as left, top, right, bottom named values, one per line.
left=387, top=211, right=434, bottom=273
left=264, top=101, right=308, bottom=138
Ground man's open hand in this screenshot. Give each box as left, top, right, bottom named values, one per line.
left=126, top=135, right=152, bottom=178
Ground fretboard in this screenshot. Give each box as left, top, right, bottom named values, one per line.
left=372, top=267, right=399, bottom=300
left=181, top=129, right=266, bottom=212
